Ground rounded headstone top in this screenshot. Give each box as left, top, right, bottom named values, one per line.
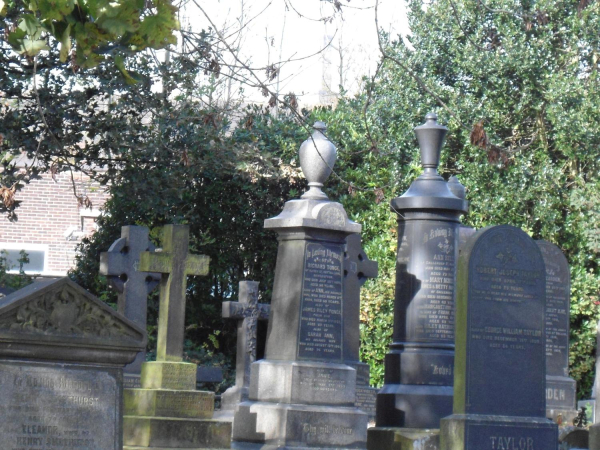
left=414, top=112, right=448, bottom=170
left=299, top=121, right=337, bottom=200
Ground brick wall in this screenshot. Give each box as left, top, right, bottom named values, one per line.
left=0, top=170, right=110, bottom=276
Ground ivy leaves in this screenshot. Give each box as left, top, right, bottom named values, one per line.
left=2, top=0, right=178, bottom=72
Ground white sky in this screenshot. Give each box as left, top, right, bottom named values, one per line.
left=179, top=0, right=409, bottom=106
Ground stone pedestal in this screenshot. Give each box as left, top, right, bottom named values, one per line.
left=441, top=415, right=557, bottom=449
left=124, top=361, right=231, bottom=449
left=232, top=122, right=368, bottom=449
left=367, top=428, right=440, bottom=450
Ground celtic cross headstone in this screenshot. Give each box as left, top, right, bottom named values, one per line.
left=100, top=225, right=160, bottom=377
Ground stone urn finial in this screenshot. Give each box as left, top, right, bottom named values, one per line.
left=414, top=113, right=448, bottom=176
left=299, top=121, right=337, bottom=200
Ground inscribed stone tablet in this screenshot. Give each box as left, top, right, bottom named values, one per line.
left=458, top=225, right=546, bottom=418
left=537, top=241, right=570, bottom=377
left=0, top=360, right=120, bottom=450
left=464, top=420, right=558, bottom=449
left=297, top=242, right=344, bottom=361
left=398, top=222, right=457, bottom=343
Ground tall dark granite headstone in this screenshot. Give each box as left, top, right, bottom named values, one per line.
left=0, top=277, right=146, bottom=449
left=232, top=122, right=368, bottom=449
left=440, top=225, right=558, bottom=449
left=375, top=114, right=468, bottom=430
left=345, top=233, right=379, bottom=420
left=537, top=240, right=577, bottom=423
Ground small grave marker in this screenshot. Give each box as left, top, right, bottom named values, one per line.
left=220, top=280, right=270, bottom=412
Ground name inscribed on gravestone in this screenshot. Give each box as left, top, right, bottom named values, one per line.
left=399, top=224, right=456, bottom=342
left=470, top=266, right=542, bottom=352
left=0, top=361, right=119, bottom=449
left=298, top=242, right=344, bottom=361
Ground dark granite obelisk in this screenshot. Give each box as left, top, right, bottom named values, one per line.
left=232, top=122, right=368, bottom=449
left=537, top=240, right=577, bottom=424
left=440, top=225, right=558, bottom=449
left=375, top=113, right=468, bottom=430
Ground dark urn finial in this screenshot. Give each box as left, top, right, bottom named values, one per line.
left=414, top=113, right=448, bottom=174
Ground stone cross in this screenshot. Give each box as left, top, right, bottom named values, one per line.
left=139, top=224, right=210, bottom=362
left=222, top=281, right=270, bottom=405
left=100, top=226, right=160, bottom=374
left=100, top=226, right=160, bottom=324
left=344, top=233, right=378, bottom=362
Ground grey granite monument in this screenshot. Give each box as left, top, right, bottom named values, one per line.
left=0, top=277, right=146, bottom=449
left=440, top=225, right=558, bottom=449
left=375, top=114, right=469, bottom=432
left=537, top=240, right=577, bottom=424
left=100, top=225, right=160, bottom=387
left=345, top=233, right=379, bottom=420
left=217, top=280, right=270, bottom=419
left=231, top=122, right=368, bottom=449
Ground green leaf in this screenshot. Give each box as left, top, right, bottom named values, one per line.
left=19, top=14, right=43, bottom=39
left=59, top=24, right=71, bottom=62
left=114, top=54, right=139, bottom=85
left=21, top=38, right=49, bottom=56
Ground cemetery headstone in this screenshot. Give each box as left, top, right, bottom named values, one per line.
left=345, top=233, right=379, bottom=420
left=122, top=224, right=232, bottom=449
left=0, top=277, right=146, bottom=450
left=440, top=225, right=558, bottom=449
left=537, top=240, right=577, bottom=424
left=218, top=280, right=270, bottom=416
left=232, top=122, right=368, bottom=449
left=100, top=225, right=160, bottom=387
left=375, top=114, right=468, bottom=431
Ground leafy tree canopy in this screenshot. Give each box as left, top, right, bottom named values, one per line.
left=1, top=0, right=178, bottom=71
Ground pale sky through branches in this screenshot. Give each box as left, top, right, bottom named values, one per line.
left=180, top=0, right=408, bottom=107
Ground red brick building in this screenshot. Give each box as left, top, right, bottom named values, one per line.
left=0, top=168, right=109, bottom=276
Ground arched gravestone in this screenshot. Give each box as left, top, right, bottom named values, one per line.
left=537, top=240, right=577, bottom=423
left=440, top=225, right=557, bottom=449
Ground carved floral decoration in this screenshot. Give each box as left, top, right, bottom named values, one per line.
left=0, top=285, right=139, bottom=339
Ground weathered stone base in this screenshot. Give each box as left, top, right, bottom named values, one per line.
left=376, top=384, right=453, bottom=429
left=125, top=447, right=230, bottom=449
left=123, top=416, right=232, bottom=448
left=249, top=359, right=356, bottom=406
left=232, top=401, right=368, bottom=448
left=440, top=414, right=557, bottom=450
left=367, top=427, right=440, bottom=450
left=125, top=388, right=214, bottom=419
left=141, top=361, right=198, bottom=390
left=123, top=445, right=231, bottom=450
